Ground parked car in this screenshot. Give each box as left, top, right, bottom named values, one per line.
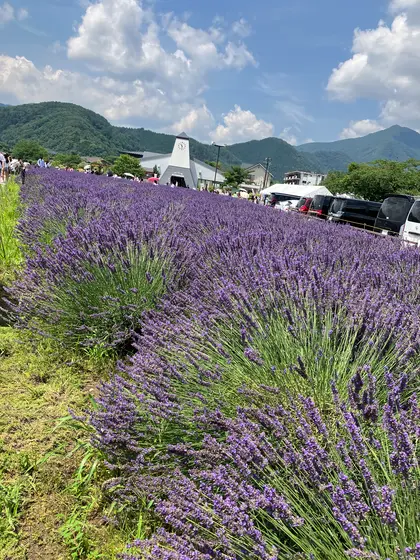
left=402, top=199, right=420, bottom=246
left=267, top=193, right=300, bottom=208
left=308, top=195, right=335, bottom=219
left=374, top=194, right=420, bottom=236
left=296, top=197, right=313, bottom=214
left=328, top=198, right=382, bottom=230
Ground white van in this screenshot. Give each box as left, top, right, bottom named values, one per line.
left=402, top=199, right=420, bottom=246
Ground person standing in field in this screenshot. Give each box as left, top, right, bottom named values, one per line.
left=0, top=152, right=5, bottom=182
left=19, top=159, right=26, bottom=185
left=4, top=154, right=10, bottom=181
left=37, top=157, right=46, bottom=168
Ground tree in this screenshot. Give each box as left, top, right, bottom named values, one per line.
left=153, top=164, right=160, bottom=177
left=52, top=153, right=82, bottom=169
left=112, top=155, right=146, bottom=179
left=325, top=159, right=420, bottom=201
left=223, top=166, right=251, bottom=189
left=12, top=140, right=48, bottom=163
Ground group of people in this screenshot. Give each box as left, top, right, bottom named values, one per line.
left=0, top=152, right=29, bottom=183
left=36, top=157, right=52, bottom=168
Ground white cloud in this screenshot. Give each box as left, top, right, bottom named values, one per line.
left=232, top=18, right=251, bottom=38
left=167, top=105, right=215, bottom=138
left=210, top=105, right=274, bottom=144
left=279, top=127, right=298, bottom=145
left=17, top=7, right=28, bottom=20
left=340, top=119, right=385, bottom=139
left=67, top=0, right=256, bottom=100
left=0, top=2, right=27, bottom=24
left=166, top=19, right=256, bottom=70
left=328, top=0, right=420, bottom=131
left=0, top=55, right=206, bottom=125
left=1, top=2, right=14, bottom=23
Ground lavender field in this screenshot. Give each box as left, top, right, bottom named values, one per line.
left=1, top=168, right=419, bottom=559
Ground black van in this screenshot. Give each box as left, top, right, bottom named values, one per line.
left=308, top=195, right=334, bottom=219
left=374, top=194, right=417, bottom=236
left=328, top=198, right=382, bottom=230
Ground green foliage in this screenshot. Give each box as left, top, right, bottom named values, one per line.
left=39, top=244, right=171, bottom=352
left=52, top=153, right=82, bottom=169
left=223, top=165, right=252, bottom=188
left=112, top=154, right=146, bottom=178
left=325, top=159, right=420, bottom=201
left=12, top=139, right=48, bottom=163
left=0, top=180, right=22, bottom=283
left=152, top=164, right=160, bottom=176
left=0, top=480, right=25, bottom=537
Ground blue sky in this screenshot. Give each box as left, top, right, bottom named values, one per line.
left=1, top=0, right=420, bottom=144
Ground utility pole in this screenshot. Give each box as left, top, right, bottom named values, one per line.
left=262, top=157, right=272, bottom=191
left=212, top=142, right=225, bottom=188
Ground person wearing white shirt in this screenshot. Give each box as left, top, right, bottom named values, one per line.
left=0, top=152, right=5, bottom=182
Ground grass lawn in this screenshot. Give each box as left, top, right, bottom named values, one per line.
left=0, top=327, right=126, bottom=559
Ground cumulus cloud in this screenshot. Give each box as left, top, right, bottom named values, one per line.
left=0, top=2, right=28, bottom=24
left=0, top=55, right=207, bottom=125
left=68, top=0, right=256, bottom=98
left=167, top=106, right=215, bottom=138
left=328, top=0, right=420, bottom=132
left=340, top=119, right=385, bottom=139
left=210, top=105, right=274, bottom=144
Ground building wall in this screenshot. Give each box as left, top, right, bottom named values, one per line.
left=140, top=155, right=171, bottom=175
left=284, top=171, right=326, bottom=185
left=247, top=166, right=270, bottom=188
left=195, top=161, right=225, bottom=184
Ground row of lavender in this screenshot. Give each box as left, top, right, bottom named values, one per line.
left=13, top=169, right=420, bottom=559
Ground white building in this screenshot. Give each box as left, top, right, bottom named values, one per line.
left=241, top=163, right=274, bottom=190
left=121, top=132, right=225, bottom=189
left=284, top=170, right=326, bottom=186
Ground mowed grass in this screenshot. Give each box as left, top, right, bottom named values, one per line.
left=0, top=180, right=23, bottom=284
left=0, top=327, right=126, bottom=559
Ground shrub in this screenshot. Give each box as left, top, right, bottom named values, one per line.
left=122, top=370, right=420, bottom=560
left=13, top=228, right=174, bottom=353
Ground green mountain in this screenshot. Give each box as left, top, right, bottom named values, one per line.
left=298, top=125, right=420, bottom=163
left=0, top=102, right=325, bottom=179
left=0, top=102, right=242, bottom=168
left=226, top=138, right=350, bottom=179
left=2, top=102, right=418, bottom=180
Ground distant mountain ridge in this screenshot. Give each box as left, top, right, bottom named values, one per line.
left=298, top=125, right=420, bottom=163
left=1, top=102, right=420, bottom=179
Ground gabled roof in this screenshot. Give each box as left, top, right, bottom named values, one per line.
left=241, top=162, right=274, bottom=176
left=176, top=131, right=190, bottom=140
left=119, top=150, right=144, bottom=158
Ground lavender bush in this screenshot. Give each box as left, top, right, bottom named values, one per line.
left=121, top=370, right=419, bottom=559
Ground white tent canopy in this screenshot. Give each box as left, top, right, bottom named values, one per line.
left=260, top=184, right=332, bottom=198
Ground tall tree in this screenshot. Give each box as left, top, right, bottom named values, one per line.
left=325, top=159, right=420, bottom=201
left=223, top=166, right=251, bottom=189
left=112, top=154, right=146, bottom=179
left=52, top=153, right=82, bottom=168
left=12, top=140, right=48, bottom=163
